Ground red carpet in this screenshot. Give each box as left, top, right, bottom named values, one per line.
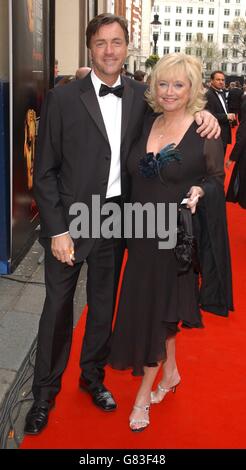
left=21, top=134, right=246, bottom=449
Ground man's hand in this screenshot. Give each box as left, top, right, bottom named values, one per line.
left=51, top=234, right=75, bottom=266
left=195, top=110, right=221, bottom=139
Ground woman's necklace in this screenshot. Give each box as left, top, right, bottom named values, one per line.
left=156, top=116, right=174, bottom=140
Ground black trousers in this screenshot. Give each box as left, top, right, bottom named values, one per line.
left=32, top=233, right=124, bottom=401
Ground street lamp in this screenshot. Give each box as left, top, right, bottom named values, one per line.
left=151, top=14, right=162, bottom=55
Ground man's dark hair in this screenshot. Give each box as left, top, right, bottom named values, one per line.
left=86, top=13, right=129, bottom=48
left=210, top=70, right=225, bottom=80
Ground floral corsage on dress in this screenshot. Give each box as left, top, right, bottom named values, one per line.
left=139, top=143, right=181, bottom=185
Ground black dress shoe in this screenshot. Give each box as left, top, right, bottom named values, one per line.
left=24, top=399, right=55, bottom=435
left=79, top=379, right=117, bottom=411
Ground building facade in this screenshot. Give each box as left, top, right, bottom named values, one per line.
left=152, top=0, right=246, bottom=79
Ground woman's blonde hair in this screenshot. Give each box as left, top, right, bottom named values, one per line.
left=146, top=53, right=206, bottom=114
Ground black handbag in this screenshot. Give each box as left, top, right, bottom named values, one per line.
left=174, top=205, right=200, bottom=275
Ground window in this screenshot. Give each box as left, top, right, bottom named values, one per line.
left=186, top=33, right=192, bottom=41
left=176, top=20, right=181, bottom=26
left=208, top=21, right=214, bottom=28
left=196, top=48, right=202, bottom=57
left=187, top=7, right=193, bottom=14
left=233, top=49, right=238, bottom=58
left=163, top=47, right=170, bottom=55
left=223, top=22, right=229, bottom=28
left=164, top=19, right=170, bottom=26
left=235, top=9, right=240, bottom=16
left=221, top=63, right=227, bottom=72
left=197, top=33, right=203, bottom=42
left=187, top=20, right=192, bottom=27
left=207, top=48, right=213, bottom=58
left=243, top=50, right=246, bottom=58
left=198, top=8, right=204, bottom=14
left=223, top=34, right=229, bottom=43
left=164, top=32, right=170, bottom=41
left=209, top=8, right=214, bottom=15
left=233, top=35, right=239, bottom=44
left=206, top=63, right=212, bottom=71
left=225, top=0, right=230, bottom=3
left=175, top=33, right=181, bottom=41
left=242, top=64, right=246, bottom=72
left=231, top=63, right=238, bottom=72
left=222, top=49, right=228, bottom=58
left=224, top=9, right=230, bottom=15
left=165, top=6, right=171, bottom=13
left=176, top=7, right=182, bottom=13
left=197, top=21, right=203, bottom=27
left=175, top=47, right=181, bottom=52
left=208, top=34, right=213, bottom=42
left=185, top=47, right=192, bottom=55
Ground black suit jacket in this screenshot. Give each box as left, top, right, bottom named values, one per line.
left=228, top=87, right=243, bottom=116
left=34, top=73, right=148, bottom=261
left=226, top=96, right=246, bottom=208
left=205, top=87, right=231, bottom=148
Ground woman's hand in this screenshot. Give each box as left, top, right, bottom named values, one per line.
left=186, top=186, right=204, bottom=214
left=195, top=110, right=221, bottom=139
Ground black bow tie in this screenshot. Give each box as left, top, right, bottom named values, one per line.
left=99, top=83, right=124, bottom=98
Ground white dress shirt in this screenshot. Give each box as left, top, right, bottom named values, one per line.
left=91, top=70, right=122, bottom=199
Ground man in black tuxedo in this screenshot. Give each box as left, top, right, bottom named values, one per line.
left=206, top=71, right=235, bottom=154
left=228, top=81, right=243, bottom=123
left=24, top=14, right=220, bottom=435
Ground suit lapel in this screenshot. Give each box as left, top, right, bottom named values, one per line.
left=79, top=74, right=109, bottom=144
left=212, top=88, right=228, bottom=111
left=121, top=77, right=134, bottom=143
left=79, top=74, right=134, bottom=145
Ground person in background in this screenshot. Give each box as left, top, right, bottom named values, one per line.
left=24, top=14, right=220, bottom=436
left=75, top=66, right=92, bottom=80
left=56, top=75, right=75, bottom=86
left=109, top=53, right=233, bottom=432
left=228, top=81, right=243, bottom=125
left=54, top=59, right=59, bottom=82
left=206, top=71, right=235, bottom=154
left=133, top=70, right=146, bottom=83
left=226, top=95, right=246, bottom=208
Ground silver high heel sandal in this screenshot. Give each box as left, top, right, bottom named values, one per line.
left=150, top=381, right=180, bottom=404
left=129, top=404, right=150, bottom=432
